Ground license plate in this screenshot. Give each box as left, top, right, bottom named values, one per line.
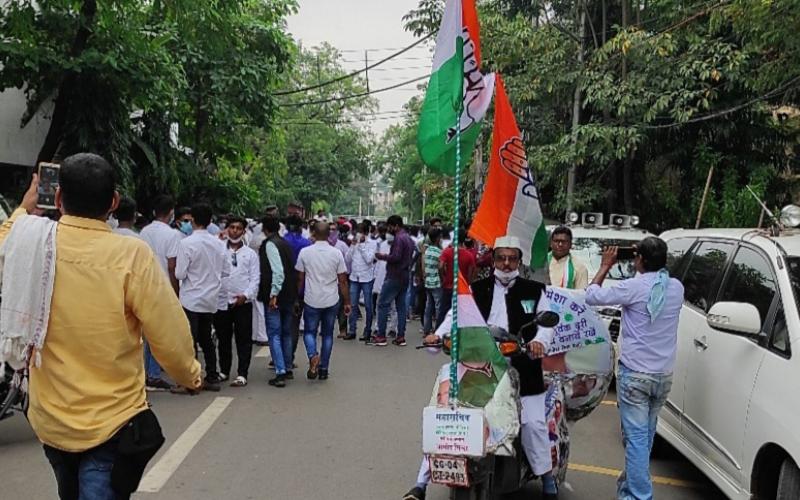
left=429, top=455, right=469, bottom=487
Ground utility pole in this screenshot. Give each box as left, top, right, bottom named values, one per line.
left=566, top=1, right=586, bottom=220
left=421, top=164, right=427, bottom=222
left=364, top=50, right=370, bottom=92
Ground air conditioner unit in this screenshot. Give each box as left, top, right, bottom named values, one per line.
left=610, top=214, right=631, bottom=228
left=581, top=212, right=604, bottom=227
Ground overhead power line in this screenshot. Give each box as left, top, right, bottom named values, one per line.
left=275, top=32, right=434, bottom=97
left=279, top=74, right=429, bottom=107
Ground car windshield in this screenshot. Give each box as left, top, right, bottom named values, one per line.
left=572, top=237, right=639, bottom=280
left=785, top=257, right=800, bottom=314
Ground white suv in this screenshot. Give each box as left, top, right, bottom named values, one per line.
left=658, top=228, right=800, bottom=499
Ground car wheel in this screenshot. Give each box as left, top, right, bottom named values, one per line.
left=776, top=457, right=800, bottom=500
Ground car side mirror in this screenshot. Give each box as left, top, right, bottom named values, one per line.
left=707, top=302, right=762, bottom=338
left=535, top=311, right=560, bottom=328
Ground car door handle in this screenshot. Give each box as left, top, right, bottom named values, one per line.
left=693, top=337, right=708, bottom=350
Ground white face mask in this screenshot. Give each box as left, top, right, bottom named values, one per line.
left=228, top=236, right=243, bottom=244
left=387, top=233, right=395, bottom=243
left=494, top=269, right=519, bottom=286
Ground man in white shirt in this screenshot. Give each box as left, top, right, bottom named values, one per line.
left=176, top=202, right=230, bottom=391
left=296, top=222, right=351, bottom=381
left=370, top=223, right=397, bottom=341
left=112, top=197, right=140, bottom=239
left=345, top=221, right=378, bottom=341
left=329, top=221, right=351, bottom=337
left=213, top=216, right=259, bottom=387
left=139, top=195, right=183, bottom=391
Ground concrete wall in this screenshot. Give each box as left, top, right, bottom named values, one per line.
left=0, top=87, right=52, bottom=167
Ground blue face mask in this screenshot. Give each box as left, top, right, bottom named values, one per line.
left=180, top=221, right=193, bottom=236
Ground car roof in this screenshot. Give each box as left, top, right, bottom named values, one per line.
left=660, top=227, right=800, bottom=257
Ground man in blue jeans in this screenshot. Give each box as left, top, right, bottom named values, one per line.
left=374, top=215, right=415, bottom=346
left=296, top=222, right=351, bottom=380
left=345, top=221, right=378, bottom=341
left=585, top=237, right=684, bottom=500
left=259, top=217, right=297, bottom=388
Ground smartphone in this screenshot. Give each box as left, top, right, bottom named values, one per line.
left=37, top=162, right=60, bottom=210
left=617, top=246, right=637, bottom=261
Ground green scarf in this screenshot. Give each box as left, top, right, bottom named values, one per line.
left=547, top=252, right=575, bottom=289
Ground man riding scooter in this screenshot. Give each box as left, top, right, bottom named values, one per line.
left=403, top=236, right=559, bottom=500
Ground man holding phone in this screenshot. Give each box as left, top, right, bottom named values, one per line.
left=0, top=154, right=201, bottom=499
left=585, top=238, right=684, bottom=500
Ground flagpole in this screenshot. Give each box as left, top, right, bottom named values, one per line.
left=449, top=110, right=462, bottom=406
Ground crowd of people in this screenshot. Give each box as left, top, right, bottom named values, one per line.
left=112, top=193, right=504, bottom=390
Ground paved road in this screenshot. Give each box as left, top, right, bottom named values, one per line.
left=0, top=332, right=726, bottom=499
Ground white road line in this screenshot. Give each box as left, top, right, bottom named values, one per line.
left=254, top=346, right=270, bottom=358
left=137, top=397, right=234, bottom=493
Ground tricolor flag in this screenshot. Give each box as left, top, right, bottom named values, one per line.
left=454, top=274, right=508, bottom=407
left=469, top=74, right=548, bottom=269
left=417, top=0, right=495, bottom=176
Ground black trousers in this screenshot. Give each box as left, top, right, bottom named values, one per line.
left=184, top=309, right=218, bottom=380
left=213, top=302, right=253, bottom=378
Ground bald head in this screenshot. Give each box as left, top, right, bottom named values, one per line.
left=313, top=221, right=330, bottom=239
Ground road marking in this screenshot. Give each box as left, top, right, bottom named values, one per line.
left=254, top=346, right=269, bottom=358
left=569, top=463, right=704, bottom=489
left=137, top=397, right=234, bottom=493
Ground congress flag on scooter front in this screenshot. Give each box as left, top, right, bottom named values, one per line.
left=417, top=0, right=495, bottom=176
left=455, top=273, right=508, bottom=407
left=469, top=74, right=548, bottom=269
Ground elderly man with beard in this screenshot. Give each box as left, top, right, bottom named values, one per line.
left=403, top=236, right=558, bottom=500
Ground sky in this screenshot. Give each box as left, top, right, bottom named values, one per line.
left=287, top=0, right=431, bottom=135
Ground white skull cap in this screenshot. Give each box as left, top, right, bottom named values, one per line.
left=494, top=235, right=523, bottom=252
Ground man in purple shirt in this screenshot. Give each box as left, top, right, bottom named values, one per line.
left=373, top=214, right=414, bottom=346
left=585, top=237, right=684, bottom=500
left=284, top=215, right=311, bottom=264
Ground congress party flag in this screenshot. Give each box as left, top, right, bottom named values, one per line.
left=469, top=74, right=548, bottom=269
left=417, top=0, right=495, bottom=176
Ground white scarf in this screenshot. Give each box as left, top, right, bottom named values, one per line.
left=0, top=214, right=58, bottom=375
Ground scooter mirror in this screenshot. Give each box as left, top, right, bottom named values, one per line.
left=535, top=311, right=560, bottom=328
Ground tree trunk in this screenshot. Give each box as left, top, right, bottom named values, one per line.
left=36, top=0, right=98, bottom=164
left=566, top=2, right=586, bottom=219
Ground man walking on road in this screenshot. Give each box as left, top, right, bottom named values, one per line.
left=112, top=197, right=139, bottom=238
left=214, top=216, right=259, bottom=387
left=0, top=154, right=201, bottom=499
left=139, top=194, right=183, bottom=391
left=176, top=202, right=231, bottom=391
left=296, top=222, right=351, bottom=380
left=374, top=215, right=414, bottom=347
left=260, top=217, right=297, bottom=388
left=422, top=227, right=443, bottom=335
left=585, top=238, right=684, bottom=500
left=345, top=221, right=378, bottom=341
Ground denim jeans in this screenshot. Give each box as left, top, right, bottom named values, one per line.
left=143, top=340, right=162, bottom=379
left=616, top=363, right=674, bottom=500
left=438, top=288, right=454, bottom=328
left=423, top=287, right=442, bottom=333
left=303, top=303, right=338, bottom=370
left=44, top=437, right=119, bottom=500
left=266, top=303, right=294, bottom=375
left=377, top=278, right=408, bottom=338
left=406, top=277, right=418, bottom=317
left=349, top=280, right=374, bottom=337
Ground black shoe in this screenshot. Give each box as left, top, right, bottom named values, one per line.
left=343, top=334, right=356, bottom=340
left=542, top=493, right=558, bottom=500
left=403, top=486, right=426, bottom=500
left=268, top=375, right=286, bottom=388
left=319, top=369, right=329, bottom=380
left=285, top=370, right=294, bottom=380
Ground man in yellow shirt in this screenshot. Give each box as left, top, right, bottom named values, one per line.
left=0, top=153, right=201, bottom=499
left=547, top=226, right=589, bottom=289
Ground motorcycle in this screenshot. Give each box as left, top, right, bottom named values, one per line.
left=0, top=365, right=26, bottom=421
left=420, top=306, right=614, bottom=500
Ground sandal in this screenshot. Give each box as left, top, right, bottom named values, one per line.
left=230, top=376, right=248, bottom=387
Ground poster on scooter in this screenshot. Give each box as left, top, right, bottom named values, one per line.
left=543, top=287, right=610, bottom=357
